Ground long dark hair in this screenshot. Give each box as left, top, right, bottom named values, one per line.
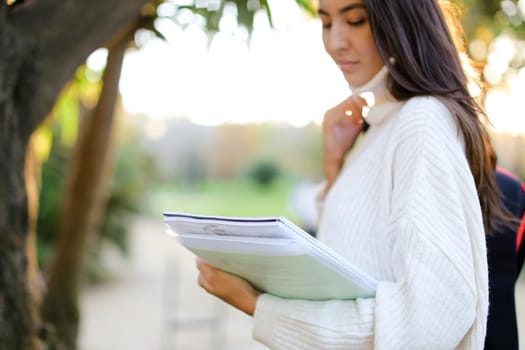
left=366, top=0, right=509, bottom=234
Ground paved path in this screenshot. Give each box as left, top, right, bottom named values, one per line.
left=79, top=216, right=525, bottom=349
left=79, top=216, right=265, bottom=350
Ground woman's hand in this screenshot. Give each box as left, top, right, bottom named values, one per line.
left=196, top=258, right=260, bottom=316
left=322, top=95, right=367, bottom=189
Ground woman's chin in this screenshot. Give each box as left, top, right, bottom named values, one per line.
left=344, top=75, right=369, bottom=88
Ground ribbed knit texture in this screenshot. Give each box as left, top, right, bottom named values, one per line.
left=252, top=70, right=488, bottom=349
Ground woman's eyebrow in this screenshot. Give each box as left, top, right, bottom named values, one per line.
left=317, top=3, right=366, bottom=16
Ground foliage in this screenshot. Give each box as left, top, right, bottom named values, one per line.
left=460, top=0, right=525, bottom=86
left=164, top=0, right=315, bottom=31
left=35, top=71, right=94, bottom=268
left=462, top=0, right=524, bottom=39
left=35, top=67, right=152, bottom=282
left=135, top=0, right=317, bottom=49
left=245, top=159, right=280, bottom=187
left=36, top=135, right=69, bottom=269
left=37, top=126, right=153, bottom=282
left=85, top=140, right=154, bottom=282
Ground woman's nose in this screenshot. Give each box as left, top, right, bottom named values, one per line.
left=327, top=24, right=350, bottom=52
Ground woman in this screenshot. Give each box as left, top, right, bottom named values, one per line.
left=196, top=0, right=509, bottom=348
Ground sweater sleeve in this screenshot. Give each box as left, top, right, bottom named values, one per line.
left=252, top=98, right=488, bottom=349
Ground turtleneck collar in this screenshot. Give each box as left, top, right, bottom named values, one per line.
left=349, top=66, right=403, bottom=126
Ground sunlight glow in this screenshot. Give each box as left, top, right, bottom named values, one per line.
left=486, top=71, right=525, bottom=135
left=119, top=3, right=525, bottom=135
left=87, top=49, right=108, bottom=72
left=144, top=119, right=168, bottom=140
left=520, top=0, right=525, bottom=16
left=484, top=34, right=516, bottom=85
left=120, top=6, right=348, bottom=127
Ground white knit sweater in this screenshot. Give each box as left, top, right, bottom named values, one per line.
left=252, top=68, right=489, bottom=349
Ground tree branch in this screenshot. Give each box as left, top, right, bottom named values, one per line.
left=10, top=0, right=151, bottom=131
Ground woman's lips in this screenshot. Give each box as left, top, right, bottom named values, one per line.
left=338, top=61, right=359, bottom=72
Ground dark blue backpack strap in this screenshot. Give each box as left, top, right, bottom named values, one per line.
left=494, top=167, right=525, bottom=275
left=484, top=167, right=524, bottom=350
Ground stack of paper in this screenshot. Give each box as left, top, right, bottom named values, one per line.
left=163, top=212, right=377, bottom=300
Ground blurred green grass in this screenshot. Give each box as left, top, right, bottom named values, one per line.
left=148, top=179, right=298, bottom=219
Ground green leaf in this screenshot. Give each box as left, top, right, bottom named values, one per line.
left=32, top=125, right=53, bottom=163
left=294, top=0, right=317, bottom=16
left=260, top=0, right=273, bottom=27
left=56, top=92, right=79, bottom=147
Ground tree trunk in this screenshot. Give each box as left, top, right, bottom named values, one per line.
left=0, top=1, right=149, bottom=347
left=23, top=133, right=47, bottom=350
left=40, top=24, right=135, bottom=349
left=0, top=145, right=34, bottom=350
left=0, top=5, right=39, bottom=348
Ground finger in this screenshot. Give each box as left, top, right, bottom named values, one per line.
left=196, top=257, right=215, bottom=272
left=196, top=257, right=204, bottom=269
left=344, top=97, right=366, bottom=125
left=341, top=96, right=361, bottom=114
left=324, top=97, right=361, bottom=128
left=342, top=95, right=367, bottom=110
left=349, top=94, right=369, bottom=110
left=352, top=94, right=368, bottom=107
left=197, top=273, right=214, bottom=294
left=197, top=263, right=218, bottom=285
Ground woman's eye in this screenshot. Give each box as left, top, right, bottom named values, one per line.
left=322, top=22, right=331, bottom=29
left=347, top=18, right=366, bottom=26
